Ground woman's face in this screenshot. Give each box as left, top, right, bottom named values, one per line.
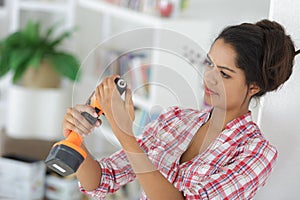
left=203, top=39, right=256, bottom=112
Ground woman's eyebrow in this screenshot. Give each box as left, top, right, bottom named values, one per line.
left=207, top=54, right=236, bottom=73
left=217, top=65, right=236, bottom=73
left=206, top=54, right=214, bottom=64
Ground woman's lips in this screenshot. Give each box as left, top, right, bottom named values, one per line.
left=204, top=86, right=218, bottom=95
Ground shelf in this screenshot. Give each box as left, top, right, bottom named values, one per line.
left=18, top=0, right=68, bottom=13
left=78, top=0, right=168, bottom=26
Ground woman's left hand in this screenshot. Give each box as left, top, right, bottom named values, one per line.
left=95, top=75, right=135, bottom=137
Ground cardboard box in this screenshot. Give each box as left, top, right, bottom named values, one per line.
left=45, top=174, right=82, bottom=200
left=0, top=155, right=46, bottom=199
left=0, top=128, right=56, bottom=160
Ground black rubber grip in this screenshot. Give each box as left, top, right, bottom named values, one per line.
left=81, top=112, right=98, bottom=125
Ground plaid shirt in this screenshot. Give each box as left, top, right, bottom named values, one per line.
left=80, top=106, right=277, bottom=199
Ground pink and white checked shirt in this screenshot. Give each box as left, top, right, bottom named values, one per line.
left=80, top=106, right=277, bottom=199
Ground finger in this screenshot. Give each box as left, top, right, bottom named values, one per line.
left=64, top=129, right=72, bottom=138
left=63, top=121, right=75, bottom=137
left=74, top=104, right=98, bottom=118
left=125, top=88, right=133, bottom=108
left=125, top=88, right=135, bottom=121
left=72, top=105, right=99, bottom=126
left=96, top=81, right=104, bottom=102
left=107, top=75, right=121, bottom=92
left=102, top=78, right=111, bottom=96
left=63, top=120, right=89, bottom=137
left=68, top=108, right=95, bottom=132
left=96, top=119, right=102, bottom=127
left=110, top=74, right=121, bottom=82
left=65, top=113, right=91, bottom=135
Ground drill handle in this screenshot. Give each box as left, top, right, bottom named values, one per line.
left=80, top=78, right=128, bottom=126
left=81, top=111, right=98, bottom=125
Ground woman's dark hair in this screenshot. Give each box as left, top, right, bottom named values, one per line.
left=215, top=19, right=299, bottom=97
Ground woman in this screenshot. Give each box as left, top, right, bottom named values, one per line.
left=63, top=19, right=299, bottom=199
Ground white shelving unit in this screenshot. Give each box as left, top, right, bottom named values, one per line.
left=8, top=0, right=76, bottom=33
left=78, top=0, right=211, bottom=111
left=78, top=0, right=164, bottom=26
left=0, top=1, right=8, bottom=127
left=0, top=5, right=6, bottom=18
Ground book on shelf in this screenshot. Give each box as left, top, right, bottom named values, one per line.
left=102, top=0, right=188, bottom=18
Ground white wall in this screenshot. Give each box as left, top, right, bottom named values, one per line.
left=186, top=0, right=271, bottom=44
left=255, top=0, right=300, bottom=199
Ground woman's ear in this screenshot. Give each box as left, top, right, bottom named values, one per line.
left=248, top=83, right=261, bottom=97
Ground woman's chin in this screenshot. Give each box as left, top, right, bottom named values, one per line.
left=204, top=97, right=212, bottom=107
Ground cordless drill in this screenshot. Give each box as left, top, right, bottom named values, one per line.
left=45, top=78, right=127, bottom=176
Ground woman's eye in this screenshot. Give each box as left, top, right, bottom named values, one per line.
left=203, top=58, right=214, bottom=67
left=220, top=71, right=230, bottom=78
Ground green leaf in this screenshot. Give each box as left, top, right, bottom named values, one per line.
left=12, top=63, right=27, bottom=84
left=23, top=21, right=40, bottom=44
left=28, top=49, right=43, bottom=68
left=9, top=48, right=33, bottom=70
left=44, top=21, right=63, bottom=41
left=3, top=32, right=24, bottom=47
left=49, top=30, right=72, bottom=48
left=0, top=51, right=10, bottom=78
left=0, top=20, right=80, bottom=84
left=48, top=52, right=81, bottom=81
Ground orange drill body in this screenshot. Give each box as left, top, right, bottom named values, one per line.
left=45, top=78, right=127, bottom=176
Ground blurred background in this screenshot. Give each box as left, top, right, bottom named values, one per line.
left=0, top=0, right=299, bottom=199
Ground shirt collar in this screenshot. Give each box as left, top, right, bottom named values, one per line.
left=200, top=106, right=253, bottom=140
left=224, top=111, right=252, bottom=130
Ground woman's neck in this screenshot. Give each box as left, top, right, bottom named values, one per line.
left=209, top=106, right=249, bottom=131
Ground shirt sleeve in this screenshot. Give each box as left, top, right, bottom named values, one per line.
left=79, top=110, right=163, bottom=199
left=78, top=149, right=135, bottom=199
left=181, top=138, right=278, bottom=200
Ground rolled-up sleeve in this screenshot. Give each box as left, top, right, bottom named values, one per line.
left=79, top=112, right=162, bottom=199
left=79, top=149, right=135, bottom=199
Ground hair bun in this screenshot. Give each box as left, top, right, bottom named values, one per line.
left=255, top=20, right=295, bottom=93
left=256, top=19, right=285, bottom=33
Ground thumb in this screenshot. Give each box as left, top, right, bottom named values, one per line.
left=125, top=88, right=133, bottom=108
left=125, top=88, right=135, bottom=121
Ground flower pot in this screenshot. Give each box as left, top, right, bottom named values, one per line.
left=6, top=85, right=72, bottom=140
left=21, top=60, right=61, bottom=88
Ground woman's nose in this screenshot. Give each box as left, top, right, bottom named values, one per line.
left=204, top=66, right=219, bottom=86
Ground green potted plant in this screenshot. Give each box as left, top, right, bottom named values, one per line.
left=0, top=20, right=80, bottom=88
left=0, top=21, right=81, bottom=140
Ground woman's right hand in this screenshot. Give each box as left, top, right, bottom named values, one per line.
left=62, top=104, right=101, bottom=137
